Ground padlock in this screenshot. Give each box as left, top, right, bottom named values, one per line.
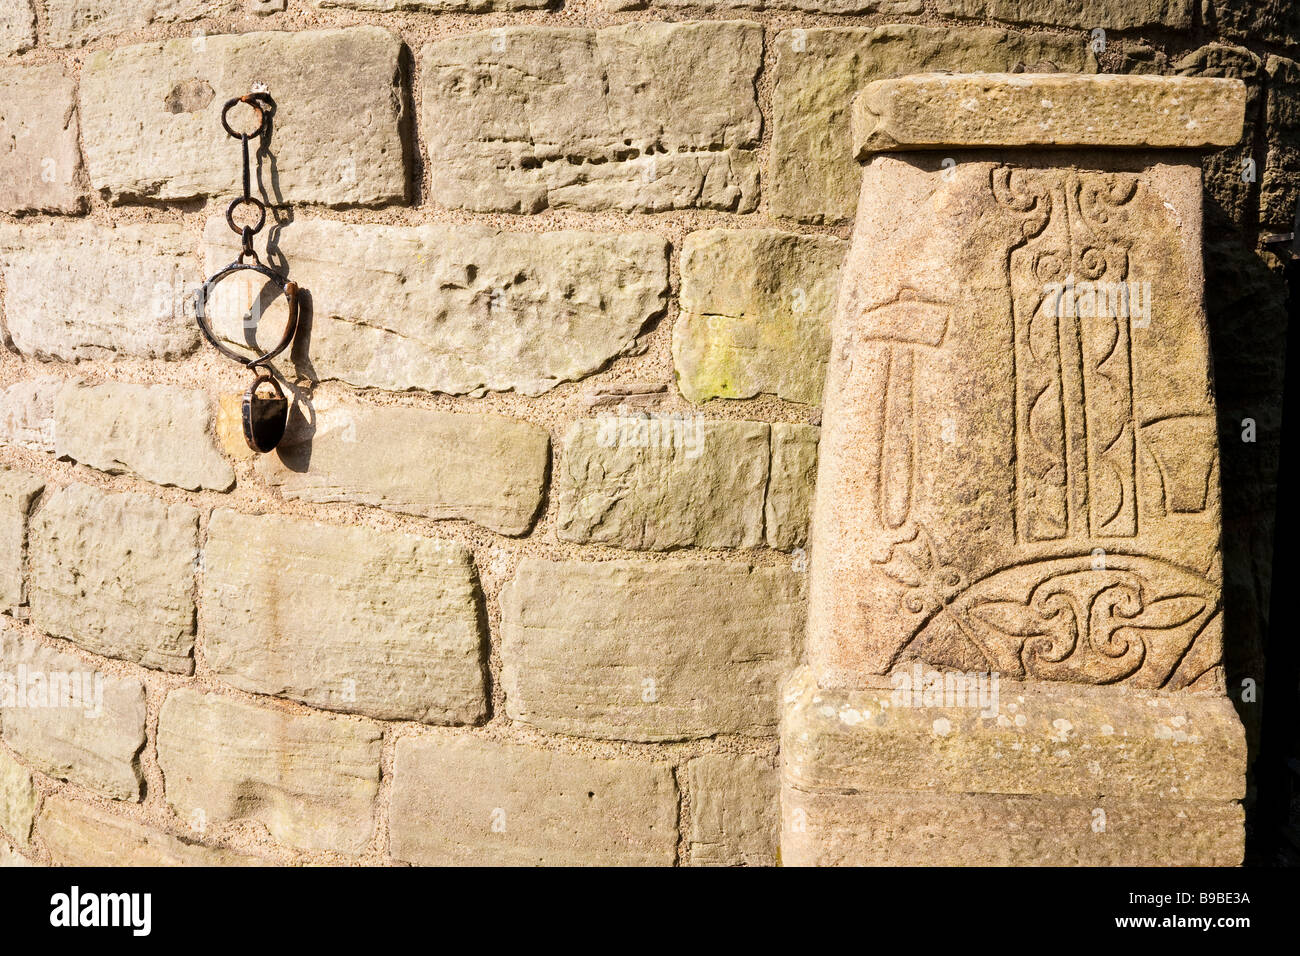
left=242, top=373, right=289, bottom=453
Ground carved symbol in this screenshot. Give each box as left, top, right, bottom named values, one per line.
left=873, top=525, right=966, bottom=616
left=1140, top=414, right=1217, bottom=515
left=992, top=168, right=1139, bottom=542
left=860, top=289, right=952, bottom=529
left=900, top=555, right=1220, bottom=690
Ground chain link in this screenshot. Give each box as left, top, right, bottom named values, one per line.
left=220, top=93, right=274, bottom=265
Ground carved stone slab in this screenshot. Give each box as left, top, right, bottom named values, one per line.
left=853, top=73, right=1246, bottom=154
left=807, top=75, right=1247, bottom=694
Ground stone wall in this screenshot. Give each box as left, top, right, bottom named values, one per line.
left=0, top=0, right=1292, bottom=865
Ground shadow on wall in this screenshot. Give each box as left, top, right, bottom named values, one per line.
left=1202, top=192, right=1292, bottom=862
left=241, top=99, right=318, bottom=474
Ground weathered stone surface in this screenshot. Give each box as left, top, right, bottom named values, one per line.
left=0, top=381, right=57, bottom=453
left=934, top=0, right=1193, bottom=29
left=1116, top=44, right=1170, bottom=76
left=782, top=667, right=1247, bottom=800
left=783, top=789, right=1244, bottom=866
left=501, top=559, right=804, bottom=741
left=0, top=62, right=86, bottom=214
left=687, top=754, right=777, bottom=866
left=581, top=382, right=667, bottom=411
left=809, top=156, right=1226, bottom=691
left=0, top=841, right=33, bottom=866
left=80, top=28, right=407, bottom=206
left=317, top=0, right=547, bottom=7
left=555, top=419, right=768, bottom=550
left=257, top=399, right=547, bottom=535
left=157, top=689, right=381, bottom=853
left=0, top=221, right=199, bottom=361
left=1263, top=55, right=1300, bottom=230
left=390, top=735, right=677, bottom=865
left=624, top=0, right=918, bottom=9
left=0, top=0, right=35, bottom=55
left=766, top=424, right=818, bottom=552
left=0, top=469, right=43, bottom=610
left=421, top=22, right=761, bottom=213
left=783, top=646, right=1247, bottom=866
left=44, top=0, right=241, bottom=47
left=54, top=383, right=234, bottom=492
left=202, top=218, right=668, bottom=395
left=204, top=510, right=487, bottom=724
left=0, top=632, right=146, bottom=801
left=0, top=747, right=36, bottom=846
left=854, top=74, right=1248, bottom=155
left=38, top=794, right=267, bottom=866
left=1213, top=0, right=1300, bottom=55
left=1176, top=44, right=1265, bottom=228
left=29, top=484, right=198, bottom=674
left=674, top=230, right=843, bottom=406
left=770, top=25, right=1094, bottom=223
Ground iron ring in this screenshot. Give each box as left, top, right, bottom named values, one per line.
left=193, top=261, right=299, bottom=368
left=220, top=94, right=269, bottom=140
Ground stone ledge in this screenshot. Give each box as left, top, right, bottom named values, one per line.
left=781, top=666, right=1246, bottom=864
left=853, top=73, right=1246, bottom=156
left=782, top=789, right=1244, bottom=866
left=781, top=666, right=1246, bottom=801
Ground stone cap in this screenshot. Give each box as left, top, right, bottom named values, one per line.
left=780, top=666, right=1246, bottom=802
left=853, top=73, right=1247, bottom=159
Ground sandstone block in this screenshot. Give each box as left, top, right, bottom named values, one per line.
left=44, top=0, right=242, bottom=47
left=421, top=22, right=761, bottom=213
left=0, top=632, right=146, bottom=801
left=781, top=659, right=1248, bottom=864
left=0, top=747, right=36, bottom=846
left=808, top=155, right=1227, bottom=690
left=316, top=0, right=548, bottom=7
left=781, top=667, right=1246, bottom=801
left=202, top=218, right=668, bottom=395
left=390, top=735, right=678, bottom=865
left=0, top=468, right=43, bottom=609
left=687, top=754, right=777, bottom=866
left=854, top=74, right=1247, bottom=154
left=555, top=419, right=769, bottom=550
left=769, top=25, right=1094, bottom=223
left=782, top=789, right=1244, bottom=866
left=157, top=689, right=381, bottom=853
left=55, top=383, right=234, bottom=492
left=625, top=0, right=919, bottom=10
left=765, top=424, right=819, bottom=551
left=80, top=28, right=407, bottom=206
left=1176, top=44, right=1266, bottom=228
left=0, top=221, right=199, bottom=361
left=0, top=0, right=35, bottom=55
left=0, top=842, right=33, bottom=866
left=203, top=510, right=487, bottom=724
left=0, top=381, right=57, bottom=452
left=1214, top=0, right=1300, bottom=54
left=39, top=794, right=267, bottom=866
left=501, top=559, right=804, bottom=741
left=934, top=0, right=1194, bottom=29
left=1263, top=55, right=1300, bottom=230
left=0, top=62, right=85, bottom=214
left=29, top=484, right=198, bottom=674
left=674, top=230, right=843, bottom=406
left=256, top=398, right=549, bottom=536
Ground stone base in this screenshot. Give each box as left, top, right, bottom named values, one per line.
left=780, top=667, right=1246, bottom=866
